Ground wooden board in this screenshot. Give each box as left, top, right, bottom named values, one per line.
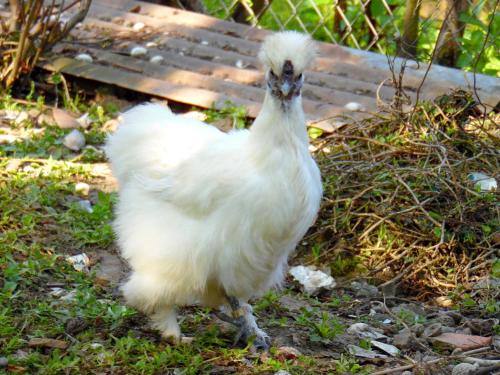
left=1, top=0, right=498, bottom=132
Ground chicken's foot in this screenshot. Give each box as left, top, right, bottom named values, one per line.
left=217, top=296, right=270, bottom=350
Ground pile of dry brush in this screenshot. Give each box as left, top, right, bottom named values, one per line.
left=310, top=91, right=499, bottom=300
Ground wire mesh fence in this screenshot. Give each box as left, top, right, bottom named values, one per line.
left=188, top=0, right=498, bottom=76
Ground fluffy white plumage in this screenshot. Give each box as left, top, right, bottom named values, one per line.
left=105, top=31, right=322, bottom=347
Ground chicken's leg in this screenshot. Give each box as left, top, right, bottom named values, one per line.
left=225, top=296, right=270, bottom=350
left=151, top=305, right=180, bottom=343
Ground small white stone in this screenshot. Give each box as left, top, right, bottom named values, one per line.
left=0, top=134, right=18, bottom=144
left=61, top=290, right=77, bottom=301
left=63, top=129, right=85, bottom=151
left=130, top=46, right=148, bottom=57
left=200, top=40, right=209, bottom=46
left=344, top=102, right=365, bottom=111
left=75, top=182, right=90, bottom=196
left=132, top=22, right=145, bottom=31
left=90, top=343, right=103, bottom=349
left=468, top=172, right=497, bottom=191
left=452, top=363, right=479, bottom=375
left=348, top=344, right=387, bottom=359
left=370, top=340, right=400, bottom=356
left=145, top=41, right=158, bottom=48
left=14, top=111, right=29, bottom=125
left=347, top=323, right=387, bottom=340
left=77, top=200, right=93, bottom=213
left=149, top=55, right=164, bottom=64
left=66, top=253, right=90, bottom=272
left=49, top=287, right=66, bottom=298
left=180, top=111, right=207, bottom=122
left=76, top=113, right=92, bottom=128
left=235, top=59, right=244, bottom=69
left=75, top=53, right=93, bottom=63
left=4, top=109, right=19, bottom=120
left=435, top=296, right=453, bottom=308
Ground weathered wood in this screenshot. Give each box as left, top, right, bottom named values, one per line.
left=79, top=14, right=399, bottom=101
left=85, top=0, right=499, bottom=106
left=43, top=57, right=263, bottom=115
left=60, top=43, right=379, bottom=111
left=42, top=57, right=352, bottom=132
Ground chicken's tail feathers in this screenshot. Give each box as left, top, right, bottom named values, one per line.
left=104, top=103, right=174, bottom=186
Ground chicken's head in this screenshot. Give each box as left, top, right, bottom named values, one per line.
left=258, top=31, right=317, bottom=102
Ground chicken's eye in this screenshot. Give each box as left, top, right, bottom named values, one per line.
left=269, top=70, right=278, bottom=79
left=297, top=73, right=303, bottom=80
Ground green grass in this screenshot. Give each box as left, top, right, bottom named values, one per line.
left=0, top=94, right=363, bottom=374
left=1, top=86, right=497, bottom=373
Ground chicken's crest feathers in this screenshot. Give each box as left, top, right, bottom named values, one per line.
left=258, top=31, right=317, bottom=75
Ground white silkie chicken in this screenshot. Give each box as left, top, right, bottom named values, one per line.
left=105, top=31, right=322, bottom=349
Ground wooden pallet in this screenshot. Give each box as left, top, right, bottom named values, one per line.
left=1, top=0, right=498, bottom=132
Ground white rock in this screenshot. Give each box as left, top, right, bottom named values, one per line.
left=347, top=323, right=387, bottom=340
left=370, top=340, right=400, bottom=356
left=132, top=22, right=145, bottom=31
left=344, top=102, right=365, bottom=111
left=61, top=290, right=77, bottom=301
left=90, top=343, right=103, bottom=349
left=435, top=296, right=453, bottom=308
left=52, top=108, right=79, bottom=129
left=49, top=287, right=66, bottom=298
left=66, top=253, right=90, bottom=272
left=14, top=111, right=29, bottom=125
left=77, top=200, right=93, bottom=213
left=0, top=134, right=18, bottom=144
left=75, top=182, right=90, bottom=196
left=274, top=371, right=291, bottom=375
left=350, top=280, right=379, bottom=298
left=130, top=46, right=148, bottom=57
left=4, top=109, right=19, bottom=120
left=180, top=111, right=207, bottom=122
left=200, top=40, right=209, bottom=46
left=347, top=344, right=387, bottom=359
left=468, top=172, right=497, bottom=191
left=289, top=265, right=336, bottom=294
left=235, top=59, right=244, bottom=69
left=63, top=129, right=86, bottom=151
left=145, top=41, right=158, bottom=48
left=76, top=113, right=92, bottom=128
left=452, top=363, right=479, bottom=375
left=75, top=53, right=93, bottom=63
left=149, top=55, right=164, bottom=64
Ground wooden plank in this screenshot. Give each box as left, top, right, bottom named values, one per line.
left=61, top=43, right=379, bottom=111
left=90, top=0, right=499, bottom=107
left=79, top=14, right=398, bottom=101
left=43, top=57, right=262, bottom=116
left=87, top=3, right=402, bottom=88
left=42, top=58, right=354, bottom=132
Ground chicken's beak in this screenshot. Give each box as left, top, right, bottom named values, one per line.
left=280, top=81, right=292, bottom=97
